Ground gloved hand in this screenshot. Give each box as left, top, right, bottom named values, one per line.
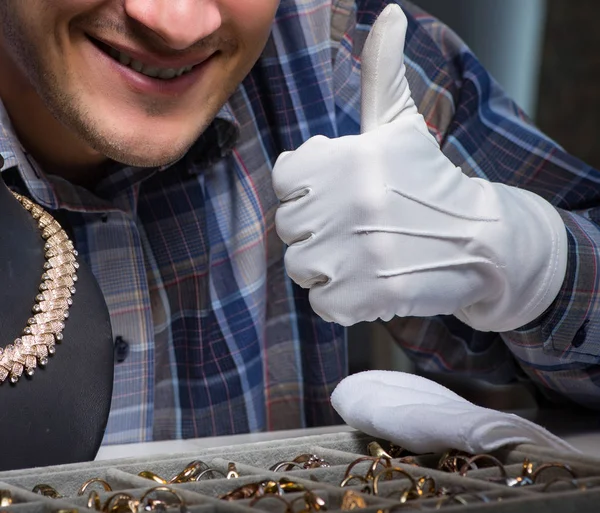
left=272, top=5, right=568, bottom=331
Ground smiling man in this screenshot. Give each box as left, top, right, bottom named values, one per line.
left=0, top=1, right=277, bottom=179
left=1, top=0, right=600, bottom=446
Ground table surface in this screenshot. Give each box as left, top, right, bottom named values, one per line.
left=96, top=414, right=600, bottom=462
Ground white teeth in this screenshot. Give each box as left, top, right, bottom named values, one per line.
left=119, top=53, right=131, bottom=66
left=131, top=60, right=143, bottom=73
left=141, top=65, right=159, bottom=78
left=106, top=46, right=195, bottom=79
left=158, top=68, right=177, bottom=79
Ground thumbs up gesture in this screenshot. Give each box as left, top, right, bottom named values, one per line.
left=272, top=5, right=568, bottom=331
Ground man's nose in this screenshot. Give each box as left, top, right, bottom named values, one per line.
left=124, top=0, right=222, bottom=50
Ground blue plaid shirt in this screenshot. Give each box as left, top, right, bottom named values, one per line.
left=1, top=0, right=599, bottom=444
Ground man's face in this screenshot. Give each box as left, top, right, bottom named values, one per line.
left=0, top=1, right=279, bottom=167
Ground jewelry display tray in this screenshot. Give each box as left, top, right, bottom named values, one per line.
left=2, top=430, right=600, bottom=512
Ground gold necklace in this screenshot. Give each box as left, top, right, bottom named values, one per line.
left=0, top=192, right=78, bottom=384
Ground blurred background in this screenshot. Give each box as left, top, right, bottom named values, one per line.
left=348, top=0, right=600, bottom=384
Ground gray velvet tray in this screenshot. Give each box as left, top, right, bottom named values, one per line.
left=1, top=430, right=599, bottom=512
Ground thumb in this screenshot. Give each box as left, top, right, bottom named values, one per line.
left=360, top=4, right=418, bottom=133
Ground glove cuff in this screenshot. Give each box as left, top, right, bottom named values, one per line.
left=456, top=183, right=568, bottom=332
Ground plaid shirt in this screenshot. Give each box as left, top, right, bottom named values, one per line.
left=1, top=0, right=599, bottom=445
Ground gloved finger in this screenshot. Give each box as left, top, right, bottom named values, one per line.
left=271, top=135, right=331, bottom=201
left=275, top=191, right=317, bottom=245
left=283, top=240, right=329, bottom=290
left=361, top=4, right=417, bottom=133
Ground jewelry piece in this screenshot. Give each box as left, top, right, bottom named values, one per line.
left=340, top=475, right=370, bottom=489
left=193, top=468, right=227, bottom=481
left=291, top=491, right=327, bottom=512
left=78, top=478, right=113, bottom=495
left=368, top=442, right=393, bottom=460
left=270, top=461, right=305, bottom=472
left=32, top=484, right=62, bottom=498
left=531, top=462, right=577, bottom=483
left=458, top=454, right=508, bottom=480
left=344, top=456, right=392, bottom=482
left=227, top=462, right=240, bottom=479
left=437, top=450, right=473, bottom=473
left=0, top=491, right=12, bottom=508
left=88, top=490, right=102, bottom=511
left=341, top=490, right=367, bottom=510
left=372, top=467, right=417, bottom=497
left=138, top=471, right=168, bottom=484
left=221, top=478, right=305, bottom=501
left=292, top=454, right=331, bottom=469
left=270, top=454, right=330, bottom=472
left=169, top=460, right=209, bottom=483
left=138, top=486, right=185, bottom=512
left=541, top=478, right=587, bottom=493
left=0, top=192, right=78, bottom=384
left=102, top=493, right=137, bottom=513
left=413, top=476, right=436, bottom=498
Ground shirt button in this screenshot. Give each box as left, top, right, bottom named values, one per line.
left=114, top=336, right=130, bottom=363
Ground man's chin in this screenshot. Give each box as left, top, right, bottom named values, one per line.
left=101, top=140, right=193, bottom=169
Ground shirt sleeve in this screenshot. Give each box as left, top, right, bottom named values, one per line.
left=380, top=0, right=600, bottom=408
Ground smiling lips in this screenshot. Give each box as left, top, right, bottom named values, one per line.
left=107, top=47, right=195, bottom=79
left=91, top=37, right=206, bottom=81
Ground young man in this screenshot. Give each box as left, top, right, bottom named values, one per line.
left=0, top=0, right=598, bottom=445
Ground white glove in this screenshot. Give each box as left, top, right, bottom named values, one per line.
left=331, top=371, right=578, bottom=454
left=272, top=5, right=568, bottom=331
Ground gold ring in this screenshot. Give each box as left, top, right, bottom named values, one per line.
left=368, top=441, right=393, bottom=460
left=344, top=456, right=391, bottom=482
left=78, top=478, right=113, bottom=495
left=541, top=477, right=587, bottom=492
left=292, top=454, right=331, bottom=469
left=340, top=474, right=370, bottom=488
left=437, top=450, right=472, bottom=473
left=227, top=462, right=239, bottom=479
left=270, top=461, right=305, bottom=472
left=169, top=460, right=208, bottom=483
left=372, top=467, right=417, bottom=497
left=341, top=490, right=367, bottom=510
left=0, top=491, right=12, bottom=508
left=102, top=493, right=136, bottom=513
left=277, top=478, right=306, bottom=494
left=32, top=484, right=62, bottom=498
left=458, top=454, right=507, bottom=479
left=87, top=490, right=102, bottom=511
left=415, top=476, right=436, bottom=497
left=521, top=458, right=534, bottom=477
left=138, top=471, right=168, bottom=484
left=193, top=468, right=227, bottom=481
left=221, top=483, right=261, bottom=501
left=290, top=491, right=327, bottom=512
left=532, top=462, right=577, bottom=483
left=138, top=486, right=185, bottom=511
